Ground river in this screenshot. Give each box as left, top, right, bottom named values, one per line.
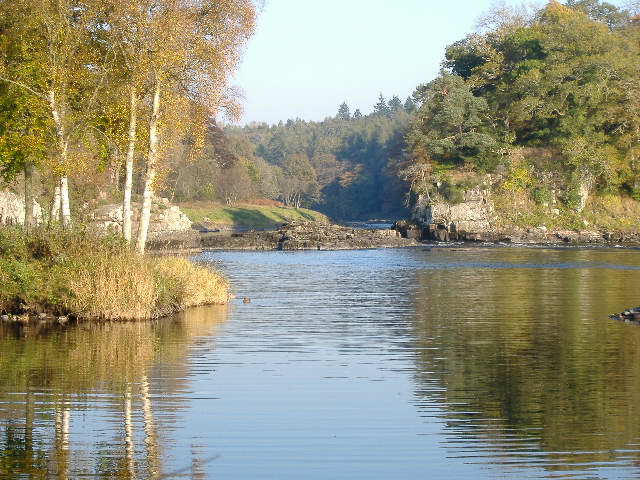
left=1, top=246, right=640, bottom=479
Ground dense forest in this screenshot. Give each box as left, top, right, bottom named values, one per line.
left=168, top=0, right=639, bottom=225
left=167, top=96, right=414, bottom=220
left=405, top=0, right=640, bottom=215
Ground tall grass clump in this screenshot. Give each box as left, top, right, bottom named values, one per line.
left=152, top=257, right=229, bottom=316
left=0, top=227, right=228, bottom=320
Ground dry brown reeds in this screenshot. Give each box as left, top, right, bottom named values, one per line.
left=65, top=255, right=229, bottom=320
left=0, top=227, right=229, bottom=321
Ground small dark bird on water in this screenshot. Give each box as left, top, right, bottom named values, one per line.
left=242, top=298, right=251, bottom=304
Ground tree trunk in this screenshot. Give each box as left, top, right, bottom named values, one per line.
left=60, top=176, right=71, bottom=228
left=123, top=87, right=138, bottom=242
left=110, top=152, right=120, bottom=189
left=51, top=183, right=61, bottom=224
left=136, top=79, right=161, bottom=254
left=48, top=90, right=72, bottom=228
left=23, top=159, right=34, bottom=230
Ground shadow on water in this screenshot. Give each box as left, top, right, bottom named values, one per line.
left=0, top=305, right=229, bottom=479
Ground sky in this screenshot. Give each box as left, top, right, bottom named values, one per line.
left=230, top=0, right=532, bottom=125
left=231, top=0, right=628, bottom=125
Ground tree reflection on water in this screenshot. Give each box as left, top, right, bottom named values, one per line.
left=408, top=248, right=640, bottom=474
left=0, top=305, right=228, bottom=479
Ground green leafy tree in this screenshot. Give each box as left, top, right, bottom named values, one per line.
left=0, top=0, right=114, bottom=227
left=566, top=0, right=630, bottom=29
left=277, top=153, right=319, bottom=208
left=0, top=8, right=50, bottom=228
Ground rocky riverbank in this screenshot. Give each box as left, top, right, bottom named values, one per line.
left=399, top=183, right=640, bottom=246
left=91, top=201, right=417, bottom=251
left=201, top=221, right=419, bottom=250
left=394, top=219, right=640, bottom=245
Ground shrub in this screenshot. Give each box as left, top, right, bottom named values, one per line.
left=532, top=187, right=553, bottom=205
left=437, top=177, right=468, bottom=204
left=502, top=164, right=533, bottom=192
left=561, top=188, right=583, bottom=211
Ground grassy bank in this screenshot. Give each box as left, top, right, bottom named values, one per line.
left=179, top=201, right=329, bottom=229
left=0, top=228, right=228, bottom=321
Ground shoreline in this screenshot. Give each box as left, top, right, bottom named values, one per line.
left=422, top=228, right=640, bottom=248
left=144, top=221, right=640, bottom=253
left=0, top=228, right=229, bottom=323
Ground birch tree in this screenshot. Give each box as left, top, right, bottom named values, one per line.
left=102, top=0, right=154, bottom=242
left=0, top=0, right=114, bottom=228
left=132, top=0, right=255, bottom=253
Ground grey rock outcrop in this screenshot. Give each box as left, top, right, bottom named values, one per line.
left=201, top=221, right=419, bottom=250
left=91, top=197, right=199, bottom=250
left=407, top=184, right=640, bottom=245
left=0, top=190, right=43, bottom=225
left=413, top=186, right=493, bottom=241
left=91, top=204, right=124, bottom=232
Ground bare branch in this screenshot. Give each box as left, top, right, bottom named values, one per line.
left=0, top=75, right=48, bottom=102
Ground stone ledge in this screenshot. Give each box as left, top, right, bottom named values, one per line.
left=201, top=221, right=419, bottom=250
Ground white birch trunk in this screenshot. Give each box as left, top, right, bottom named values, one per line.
left=136, top=79, right=161, bottom=254
left=123, top=87, right=138, bottom=242
left=23, top=160, right=34, bottom=230
left=60, top=176, right=72, bottom=228
left=51, top=183, right=61, bottom=223
left=48, top=90, right=72, bottom=227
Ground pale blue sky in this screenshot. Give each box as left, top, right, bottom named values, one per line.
left=231, top=0, right=624, bottom=125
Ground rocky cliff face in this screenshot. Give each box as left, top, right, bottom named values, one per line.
left=412, top=186, right=493, bottom=241
left=0, top=190, right=43, bottom=226
left=407, top=187, right=640, bottom=245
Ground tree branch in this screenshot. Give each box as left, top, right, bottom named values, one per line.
left=0, top=75, right=48, bottom=102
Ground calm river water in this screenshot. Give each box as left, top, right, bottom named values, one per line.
left=2, top=246, right=640, bottom=479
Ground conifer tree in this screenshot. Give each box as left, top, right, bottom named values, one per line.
left=373, top=93, right=391, bottom=117
left=337, top=102, right=351, bottom=121
left=388, top=95, right=403, bottom=112
left=403, top=96, right=416, bottom=113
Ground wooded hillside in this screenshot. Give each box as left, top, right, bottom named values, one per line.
left=2, top=0, right=639, bottom=230
left=404, top=0, right=640, bottom=214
